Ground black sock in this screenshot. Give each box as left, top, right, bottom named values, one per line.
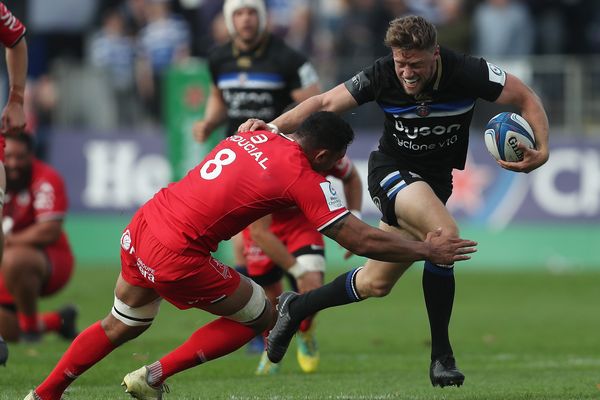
left=423, top=261, right=455, bottom=360
left=289, top=267, right=364, bottom=320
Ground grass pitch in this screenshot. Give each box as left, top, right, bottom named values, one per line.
left=1, top=266, right=598, bottom=399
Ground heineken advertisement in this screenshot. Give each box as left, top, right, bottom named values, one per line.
left=164, top=61, right=223, bottom=180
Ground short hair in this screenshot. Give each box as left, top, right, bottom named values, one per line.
left=384, top=15, right=437, bottom=51
left=6, top=132, right=34, bottom=152
left=295, top=111, right=354, bottom=153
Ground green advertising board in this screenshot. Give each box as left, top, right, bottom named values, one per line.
left=164, top=60, right=232, bottom=260
left=164, top=60, right=224, bottom=180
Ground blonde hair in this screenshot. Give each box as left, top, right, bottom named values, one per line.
left=384, top=15, right=437, bottom=51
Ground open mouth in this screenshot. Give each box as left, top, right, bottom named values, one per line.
left=403, top=77, right=419, bottom=87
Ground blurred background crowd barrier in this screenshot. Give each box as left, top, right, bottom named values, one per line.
left=1, top=0, right=598, bottom=269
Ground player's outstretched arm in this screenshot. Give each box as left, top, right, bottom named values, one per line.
left=322, top=214, right=477, bottom=266
left=494, top=73, right=549, bottom=173
left=238, top=84, right=358, bottom=133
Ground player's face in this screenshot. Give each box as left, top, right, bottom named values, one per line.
left=232, top=7, right=260, bottom=44
left=4, top=139, right=33, bottom=191
left=392, top=46, right=439, bottom=96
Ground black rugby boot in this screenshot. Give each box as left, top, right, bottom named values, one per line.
left=266, top=291, right=301, bottom=363
left=429, top=354, right=465, bottom=388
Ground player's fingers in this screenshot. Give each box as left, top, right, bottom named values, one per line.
left=238, top=119, right=254, bottom=132
left=457, top=246, right=477, bottom=255
left=453, top=254, right=472, bottom=262
left=456, top=239, right=477, bottom=247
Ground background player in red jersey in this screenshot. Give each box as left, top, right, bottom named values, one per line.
left=192, top=0, right=322, bottom=281
left=244, top=155, right=362, bottom=374
left=24, top=112, right=476, bottom=400
left=0, top=0, right=28, bottom=366
left=0, top=133, right=76, bottom=344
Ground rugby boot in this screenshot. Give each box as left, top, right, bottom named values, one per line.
left=23, top=391, right=42, bottom=400
left=429, top=354, right=465, bottom=388
left=296, top=325, right=319, bottom=373
left=57, top=304, right=79, bottom=340
left=0, top=336, right=7, bottom=366
left=255, top=350, right=281, bottom=375
left=122, top=366, right=170, bottom=400
left=266, top=291, right=301, bottom=363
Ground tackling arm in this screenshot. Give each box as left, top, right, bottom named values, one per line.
left=494, top=73, right=549, bottom=172
left=322, top=214, right=477, bottom=266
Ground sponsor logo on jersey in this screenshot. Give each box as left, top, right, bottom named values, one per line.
left=416, top=104, right=431, bottom=117
left=351, top=71, right=369, bottom=91
left=486, top=62, right=506, bottom=85
left=136, top=257, right=156, bottom=283
left=121, top=229, right=132, bottom=251
left=319, top=181, right=344, bottom=211
left=394, top=120, right=461, bottom=139
left=209, top=258, right=232, bottom=279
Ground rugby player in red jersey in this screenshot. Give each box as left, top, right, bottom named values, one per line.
left=0, top=1, right=28, bottom=366
left=25, top=112, right=476, bottom=400
left=0, top=134, right=76, bottom=343
left=244, top=155, right=362, bottom=374
left=192, top=0, right=323, bottom=300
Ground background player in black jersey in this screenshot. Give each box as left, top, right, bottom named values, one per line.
left=191, top=0, right=322, bottom=357
left=239, top=15, right=549, bottom=388
left=192, top=0, right=320, bottom=142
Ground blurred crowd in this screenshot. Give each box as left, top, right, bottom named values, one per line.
left=3, top=0, right=600, bottom=146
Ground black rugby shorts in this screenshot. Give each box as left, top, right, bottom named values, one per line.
left=367, top=151, right=453, bottom=226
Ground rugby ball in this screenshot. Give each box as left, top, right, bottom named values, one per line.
left=484, top=112, right=535, bottom=162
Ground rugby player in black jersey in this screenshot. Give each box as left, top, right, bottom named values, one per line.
left=239, top=15, right=549, bottom=388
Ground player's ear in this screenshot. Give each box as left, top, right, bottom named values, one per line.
left=313, top=149, right=330, bottom=164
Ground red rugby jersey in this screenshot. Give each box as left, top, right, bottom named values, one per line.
left=142, top=131, right=349, bottom=255
left=0, top=3, right=25, bottom=48
left=269, top=155, right=354, bottom=245
left=3, top=159, right=70, bottom=252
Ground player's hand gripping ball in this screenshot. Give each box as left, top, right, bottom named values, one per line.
left=484, top=112, right=536, bottom=162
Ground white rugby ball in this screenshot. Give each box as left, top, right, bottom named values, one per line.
left=484, top=112, right=536, bottom=162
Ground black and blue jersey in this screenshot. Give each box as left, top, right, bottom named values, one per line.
left=344, top=46, right=506, bottom=175
left=208, top=34, right=318, bottom=135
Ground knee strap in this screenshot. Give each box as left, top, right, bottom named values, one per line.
left=111, top=295, right=161, bottom=327
left=226, top=279, right=267, bottom=324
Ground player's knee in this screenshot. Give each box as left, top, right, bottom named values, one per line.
left=107, top=295, right=161, bottom=344
left=365, top=278, right=395, bottom=298
left=225, top=279, right=274, bottom=332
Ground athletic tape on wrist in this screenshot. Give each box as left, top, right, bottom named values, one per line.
left=287, top=254, right=326, bottom=279
left=266, top=123, right=279, bottom=134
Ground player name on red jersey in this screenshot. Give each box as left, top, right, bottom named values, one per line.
left=227, top=133, right=270, bottom=169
